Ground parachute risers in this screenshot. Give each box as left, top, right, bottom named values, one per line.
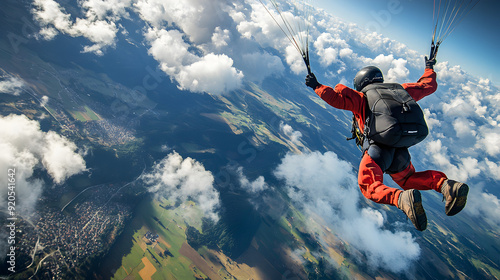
left=429, top=0, right=481, bottom=59
left=303, top=53, right=312, bottom=75
left=259, top=0, right=313, bottom=74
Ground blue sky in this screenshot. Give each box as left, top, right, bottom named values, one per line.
left=315, top=0, right=500, bottom=85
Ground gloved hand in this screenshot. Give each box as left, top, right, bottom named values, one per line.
left=305, top=73, right=321, bottom=89
left=425, top=56, right=436, bottom=69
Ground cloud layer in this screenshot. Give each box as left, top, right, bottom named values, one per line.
left=0, top=114, right=86, bottom=214
left=141, top=151, right=220, bottom=221
left=274, top=151, right=420, bottom=273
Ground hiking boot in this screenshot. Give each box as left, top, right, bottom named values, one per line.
left=441, top=179, right=469, bottom=216
left=398, top=189, right=427, bottom=231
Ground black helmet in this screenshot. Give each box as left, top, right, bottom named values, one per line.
left=353, top=66, right=384, bottom=91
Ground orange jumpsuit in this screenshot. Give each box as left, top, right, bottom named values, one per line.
left=314, top=68, right=447, bottom=207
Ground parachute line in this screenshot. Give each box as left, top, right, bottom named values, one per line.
left=259, top=0, right=313, bottom=74
left=430, top=0, right=480, bottom=59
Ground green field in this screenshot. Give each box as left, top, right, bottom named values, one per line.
left=110, top=197, right=207, bottom=280
left=70, top=105, right=102, bottom=122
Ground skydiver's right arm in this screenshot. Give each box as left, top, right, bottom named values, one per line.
left=314, top=84, right=365, bottom=115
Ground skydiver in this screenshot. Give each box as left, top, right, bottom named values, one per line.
left=305, top=57, right=469, bottom=231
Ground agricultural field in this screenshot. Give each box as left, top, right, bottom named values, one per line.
left=110, top=198, right=209, bottom=280
left=69, top=105, right=102, bottom=122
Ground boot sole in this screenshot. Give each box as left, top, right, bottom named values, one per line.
left=446, top=183, right=469, bottom=216
left=409, top=190, right=427, bottom=231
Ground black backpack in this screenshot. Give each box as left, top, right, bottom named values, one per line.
left=349, top=83, right=428, bottom=148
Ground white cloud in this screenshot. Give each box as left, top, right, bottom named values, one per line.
left=363, top=54, right=409, bottom=83
left=144, top=27, right=243, bottom=95
left=285, top=45, right=307, bottom=75
left=314, top=32, right=350, bottom=67
left=279, top=121, right=302, bottom=145
left=435, top=61, right=467, bottom=86
left=274, top=151, right=420, bottom=273
left=423, top=140, right=482, bottom=183
left=212, top=27, right=231, bottom=48
left=141, top=151, right=220, bottom=221
left=134, top=0, right=227, bottom=44
left=177, top=53, right=243, bottom=94
left=452, top=118, right=476, bottom=139
left=386, top=58, right=410, bottom=82
left=41, top=95, right=49, bottom=107
left=133, top=0, right=246, bottom=94
left=31, top=0, right=123, bottom=55
left=0, top=76, right=25, bottom=96
left=237, top=167, right=267, bottom=194
left=0, top=114, right=86, bottom=214
left=80, top=0, right=132, bottom=21
left=41, top=131, right=88, bottom=184
left=478, top=131, right=500, bottom=157
left=442, top=97, right=475, bottom=118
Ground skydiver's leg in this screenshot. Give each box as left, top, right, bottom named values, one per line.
left=388, top=148, right=447, bottom=193
left=388, top=149, right=467, bottom=216
left=358, top=145, right=401, bottom=206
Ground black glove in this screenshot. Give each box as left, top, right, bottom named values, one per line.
left=425, top=56, right=436, bottom=69
left=305, top=73, right=321, bottom=89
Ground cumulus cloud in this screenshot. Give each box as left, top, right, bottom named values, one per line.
left=274, top=151, right=420, bottom=273
left=132, top=0, right=246, bottom=94
left=31, top=0, right=127, bottom=55
left=442, top=97, right=476, bottom=118
left=41, top=95, right=49, bottom=107
left=177, top=53, right=243, bottom=94
left=477, top=131, right=500, bottom=157
left=285, top=45, right=307, bottom=75
left=314, top=32, right=350, bottom=67
left=0, top=76, right=25, bottom=96
left=141, top=151, right=220, bottom=221
left=424, top=140, right=481, bottom=182
left=134, top=0, right=227, bottom=44
left=279, top=121, right=302, bottom=145
left=237, top=167, right=267, bottom=194
left=212, top=27, right=231, bottom=48
left=361, top=54, right=410, bottom=83
left=0, top=114, right=86, bottom=214
left=143, top=25, right=243, bottom=95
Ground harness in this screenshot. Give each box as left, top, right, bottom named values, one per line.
left=347, top=114, right=366, bottom=151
